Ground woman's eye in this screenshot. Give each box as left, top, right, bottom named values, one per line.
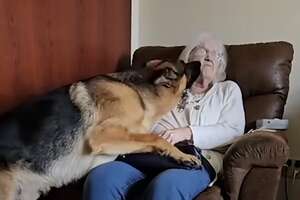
left=199, top=49, right=206, bottom=54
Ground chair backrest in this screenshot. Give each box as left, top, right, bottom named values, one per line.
left=131, top=42, right=293, bottom=131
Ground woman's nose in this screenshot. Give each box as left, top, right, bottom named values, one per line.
left=204, top=54, right=211, bottom=61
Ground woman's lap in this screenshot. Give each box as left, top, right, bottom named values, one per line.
left=83, top=161, right=211, bottom=200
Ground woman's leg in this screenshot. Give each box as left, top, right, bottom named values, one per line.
left=144, top=168, right=211, bottom=200
left=83, top=161, right=145, bottom=200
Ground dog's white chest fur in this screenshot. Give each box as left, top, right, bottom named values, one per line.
left=49, top=138, right=116, bottom=186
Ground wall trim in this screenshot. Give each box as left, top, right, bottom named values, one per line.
left=131, top=0, right=139, bottom=60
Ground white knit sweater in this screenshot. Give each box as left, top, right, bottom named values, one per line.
left=151, top=80, right=245, bottom=182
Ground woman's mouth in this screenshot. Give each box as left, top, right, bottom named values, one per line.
left=202, top=61, right=213, bottom=66
left=193, top=78, right=206, bottom=88
left=195, top=82, right=205, bottom=88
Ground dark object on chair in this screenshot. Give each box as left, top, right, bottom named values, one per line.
left=115, top=141, right=204, bottom=175
left=39, top=41, right=292, bottom=200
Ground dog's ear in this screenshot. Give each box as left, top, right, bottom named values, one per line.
left=183, top=61, right=201, bottom=89
left=145, top=59, right=163, bottom=69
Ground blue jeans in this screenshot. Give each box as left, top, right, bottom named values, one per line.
left=83, top=161, right=212, bottom=200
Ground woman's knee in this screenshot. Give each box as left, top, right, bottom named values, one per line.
left=146, top=169, right=185, bottom=193
left=144, top=169, right=210, bottom=200
left=83, top=161, right=144, bottom=200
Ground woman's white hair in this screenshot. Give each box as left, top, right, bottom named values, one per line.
left=179, top=33, right=228, bottom=83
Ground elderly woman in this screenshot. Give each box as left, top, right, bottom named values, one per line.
left=83, top=33, right=245, bottom=200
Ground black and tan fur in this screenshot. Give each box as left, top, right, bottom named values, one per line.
left=0, top=60, right=201, bottom=200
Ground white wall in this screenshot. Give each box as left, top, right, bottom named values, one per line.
left=133, top=0, right=300, bottom=158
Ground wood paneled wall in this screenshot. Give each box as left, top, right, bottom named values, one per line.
left=0, top=0, right=131, bottom=113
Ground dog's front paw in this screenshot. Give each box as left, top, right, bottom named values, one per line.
left=178, top=154, right=202, bottom=168
left=158, top=148, right=202, bottom=168
left=155, top=141, right=202, bottom=168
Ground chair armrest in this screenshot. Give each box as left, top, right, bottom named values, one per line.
left=223, top=131, right=289, bottom=169
left=222, top=131, right=289, bottom=200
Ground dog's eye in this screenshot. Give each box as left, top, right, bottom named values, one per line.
left=165, top=68, right=178, bottom=80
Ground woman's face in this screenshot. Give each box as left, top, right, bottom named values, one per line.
left=188, top=39, right=222, bottom=82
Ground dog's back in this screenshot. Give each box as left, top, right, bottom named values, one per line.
left=0, top=86, right=82, bottom=173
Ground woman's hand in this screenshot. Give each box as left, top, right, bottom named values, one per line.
left=159, top=127, right=193, bottom=145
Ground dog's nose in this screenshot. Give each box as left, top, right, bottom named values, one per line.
left=184, top=61, right=201, bottom=77
left=175, top=62, right=185, bottom=75
left=184, top=61, right=201, bottom=88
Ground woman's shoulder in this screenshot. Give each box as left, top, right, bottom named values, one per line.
left=215, top=80, right=242, bottom=94
left=216, top=80, right=240, bottom=89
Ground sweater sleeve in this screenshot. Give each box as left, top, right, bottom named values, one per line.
left=190, top=82, right=245, bottom=149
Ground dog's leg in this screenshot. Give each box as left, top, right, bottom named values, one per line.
left=88, top=126, right=201, bottom=166
left=0, top=170, right=16, bottom=200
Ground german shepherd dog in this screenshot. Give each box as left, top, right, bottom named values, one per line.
left=0, top=60, right=201, bottom=200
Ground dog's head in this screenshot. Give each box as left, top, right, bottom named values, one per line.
left=140, top=59, right=200, bottom=119
left=107, top=59, right=200, bottom=92
left=145, top=59, right=201, bottom=93
left=105, top=60, right=201, bottom=120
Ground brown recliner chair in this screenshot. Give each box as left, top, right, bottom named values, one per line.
left=40, top=41, right=293, bottom=200
left=131, top=41, right=293, bottom=200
